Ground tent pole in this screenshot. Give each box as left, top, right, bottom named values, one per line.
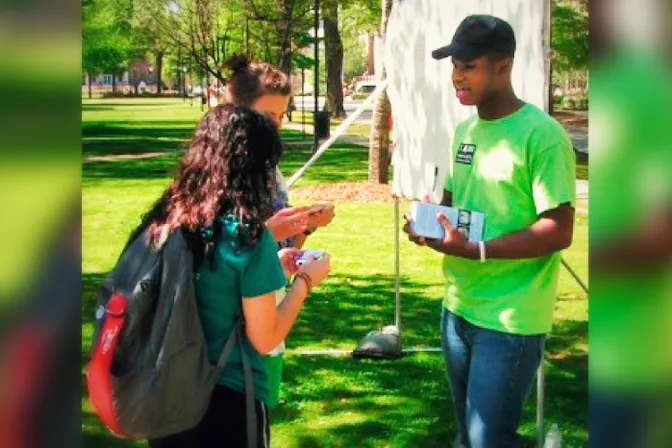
left=394, top=196, right=401, bottom=330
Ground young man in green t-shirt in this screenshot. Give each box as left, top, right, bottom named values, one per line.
left=403, top=15, right=576, bottom=447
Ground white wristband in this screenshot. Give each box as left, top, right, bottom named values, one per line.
left=478, top=241, right=486, bottom=263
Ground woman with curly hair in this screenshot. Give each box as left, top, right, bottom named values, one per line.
left=129, top=104, right=330, bottom=447
left=220, top=55, right=336, bottom=410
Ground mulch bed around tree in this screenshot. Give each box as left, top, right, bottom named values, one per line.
left=290, top=181, right=398, bottom=203
left=291, top=180, right=587, bottom=214
left=290, top=111, right=588, bottom=204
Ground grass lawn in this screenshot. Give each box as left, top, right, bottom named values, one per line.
left=82, top=99, right=588, bottom=447
left=576, top=159, right=588, bottom=181
left=288, top=110, right=372, bottom=141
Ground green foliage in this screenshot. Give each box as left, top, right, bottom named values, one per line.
left=340, top=0, right=381, bottom=35
left=293, top=52, right=315, bottom=70
left=551, top=0, right=588, bottom=73
left=82, top=0, right=138, bottom=76
left=562, top=94, right=588, bottom=110
left=121, top=0, right=318, bottom=82
left=305, top=50, right=327, bottom=95
left=339, top=0, right=379, bottom=81
left=82, top=0, right=380, bottom=94
left=343, top=36, right=367, bottom=80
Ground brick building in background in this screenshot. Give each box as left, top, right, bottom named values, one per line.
left=82, top=58, right=161, bottom=95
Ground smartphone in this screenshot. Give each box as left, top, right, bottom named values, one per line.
left=296, top=250, right=326, bottom=266
left=308, top=203, right=331, bottom=216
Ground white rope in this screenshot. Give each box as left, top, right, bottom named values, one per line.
left=295, top=347, right=442, bottom=356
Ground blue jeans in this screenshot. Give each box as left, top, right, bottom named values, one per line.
left=441, top=308, right=545, bottom=448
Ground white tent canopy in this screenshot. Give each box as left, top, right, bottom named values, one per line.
left=385, top=0, right=549, bottom=202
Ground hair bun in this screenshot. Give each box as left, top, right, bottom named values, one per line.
left=224, top=55, right=250, bottom=74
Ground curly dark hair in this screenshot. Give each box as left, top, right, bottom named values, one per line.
left=124, top=104, right=283, bottom=267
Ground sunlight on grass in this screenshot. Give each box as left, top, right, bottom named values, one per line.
left=576, top=160, right=588, bottom=180
left=289, top=110, right=375, bottom=141
left=82, top=99, right=587, bottom=448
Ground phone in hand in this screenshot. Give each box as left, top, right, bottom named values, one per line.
left=308, top=203, right=332, bottom=216
left=296, top=250, right=326, bottom=266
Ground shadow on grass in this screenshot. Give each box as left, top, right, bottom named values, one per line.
left=82, top=113, right=369, bottom=184
left=82, top=411, right=146, bottom=447
left=83, top=138, right=188, bottom=158
left=83, top=121, right=199, bottom=133
left=280, top=128, right=311, bottom=140
left=280, top=144, right=368, bottom=186
left=82, top=139, right=368, bottom=185
left=276, top=322, right=586, bottom=447
left=276, top=353, right=454, bottom=447
left=279, top=273, right=586, bottom=446
left=83, top=154, right=181, bottom=181
left=81, top=273, right=586, bottom=447
left=82, top=121, right=197, bottom=157
left=82, top=119, right=354, bottom=163
left=83, top=102, right=187, bottom=111
left=288, top=273, right=443, bottom=349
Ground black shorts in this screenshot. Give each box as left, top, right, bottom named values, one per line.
left=148, top=385, right=270, bottom=448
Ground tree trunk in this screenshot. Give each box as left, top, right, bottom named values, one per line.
left=280, top=52, right=293, bottom=76
left=156, top=51, right=164, bottom=94
left=368, top=0, right=393, bottom=183
left=368, top=87, right=391, bottom=183
left=280, top=50, right=294, bottom=121
left=88, top=73, right=92, bottom=99
left=322, top=0, right=345, bottom=118
left=367, top=33, right=375, bottom=75
left=278, top=0, right=295, bottom=76
left=112, top=73, right=117, bottom=93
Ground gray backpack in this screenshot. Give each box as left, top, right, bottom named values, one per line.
left=86, top=228, right=257, bottom=446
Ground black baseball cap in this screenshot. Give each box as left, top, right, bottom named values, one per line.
left=432, top=14, right=516, bottom=61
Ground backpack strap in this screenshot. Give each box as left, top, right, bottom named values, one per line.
left=214, top=320, right=258, bottom=448
left=237, top=324, right=258, bottom=448
left=214, top=322, right=240, bottom=370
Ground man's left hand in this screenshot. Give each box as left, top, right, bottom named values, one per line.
left=278, top=247, right=302, bottom=278
left=425, top=213, right=472, bottom=257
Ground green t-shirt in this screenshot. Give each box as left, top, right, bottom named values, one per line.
left=589, top=51, right=672, bottom=392
left=442, top=103, right=576, bottom=335
left=195, top=215, right=286, bottom=404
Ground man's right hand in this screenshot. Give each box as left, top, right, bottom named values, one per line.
left=402, top=213, right=426, bottom=246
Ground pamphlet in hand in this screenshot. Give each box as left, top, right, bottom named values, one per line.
left=410, top=202, right=485, bottom=242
